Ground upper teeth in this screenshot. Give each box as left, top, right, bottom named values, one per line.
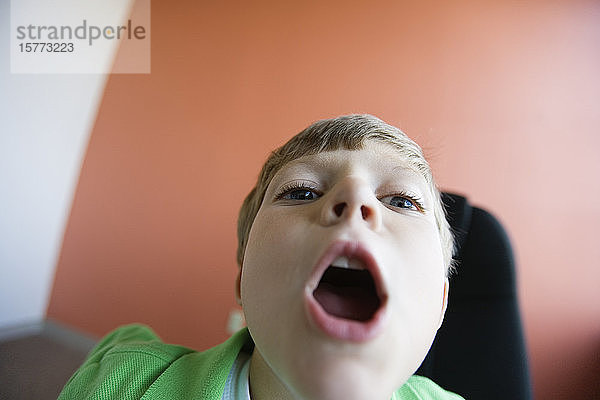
left=331, top=256, right=364, bottom=270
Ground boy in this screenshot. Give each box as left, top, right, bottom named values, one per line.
left=59, top=114, right=463, bottom=399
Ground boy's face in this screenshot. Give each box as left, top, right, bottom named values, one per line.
left=239, top=140, right=448, bottom=400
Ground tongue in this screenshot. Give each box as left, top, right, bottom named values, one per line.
left=313, top=267, right=380, bottom=322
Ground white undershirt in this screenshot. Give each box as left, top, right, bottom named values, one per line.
left=221, top=350, right=251, bottom=400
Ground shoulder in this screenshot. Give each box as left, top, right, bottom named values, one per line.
left=392, top=375, right=465, bottom=400
left=82, top=324, right=193, bottom=365
left=58, top=324, right=193, bottom=400
left=58, top=324, right=251, bottom=400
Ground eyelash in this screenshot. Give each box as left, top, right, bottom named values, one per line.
left=380, top=191, right=426, bottom=213
left=275, top=183, right=425, bottom=213
left=274, top=182, right=322, bottom=201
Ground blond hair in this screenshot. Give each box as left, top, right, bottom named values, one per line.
left=237, top=114, right=454, bottom=275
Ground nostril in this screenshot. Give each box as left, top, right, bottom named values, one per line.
left=360, top=205, right=371, bottom=220
left=334, top=203, right=346, bottom=217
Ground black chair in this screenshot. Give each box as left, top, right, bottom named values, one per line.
left=416, top=193, right=532, bottom=400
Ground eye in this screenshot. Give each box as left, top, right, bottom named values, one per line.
left=379, top=193, right=424, bottom=212
left=283, top=188, right=319, bottom=201
left=275, top=183, right=322, bottom=202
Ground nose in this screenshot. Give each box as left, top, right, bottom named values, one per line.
left=320, top=178, right=382, bottom=230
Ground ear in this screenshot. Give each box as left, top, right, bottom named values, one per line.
left=235, top=267, right=243, bottom=306
left=437, top=278, right=449, bottom=330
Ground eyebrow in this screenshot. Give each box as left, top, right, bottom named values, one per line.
left=274, top=158, right=425, bottom=188
left=285, top=157, right=330, bottom=170
left=269, top=161, right=320, bottom=188
left=391, top=164, right=424, bottom=178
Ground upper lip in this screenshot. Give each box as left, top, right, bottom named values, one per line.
left=306, top=240, right=388, bottom=304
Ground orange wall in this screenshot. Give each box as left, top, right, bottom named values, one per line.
left=47, top=1, right=600, bottom=399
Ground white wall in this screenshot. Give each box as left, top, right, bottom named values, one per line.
left=0, top=0, right=132, bottom=333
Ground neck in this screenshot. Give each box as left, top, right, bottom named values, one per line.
left=248, top=349, right=296, bottom=400
left=247, top=345, right=398, bottom=400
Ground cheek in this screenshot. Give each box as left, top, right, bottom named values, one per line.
left=241, top=213, right=280, bottom=304
left=244, top=206, right=307, bottom=254
left=387, top=221, right=446, bottom=317
left=240, top=209, right=308, bottom=319
left=240, top=210, right=315, bottom=378
left=389, top=218, right=445, bottom=273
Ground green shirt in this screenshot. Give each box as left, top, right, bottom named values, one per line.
left=58, top=324, right=464, bottom=400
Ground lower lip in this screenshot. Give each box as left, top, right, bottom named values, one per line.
left=305, top=290, right=388, bottom=342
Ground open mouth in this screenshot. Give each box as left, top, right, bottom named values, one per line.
left=313, top=257, right=381, bottom=322
left=305, top=241, right=388, bottom=342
